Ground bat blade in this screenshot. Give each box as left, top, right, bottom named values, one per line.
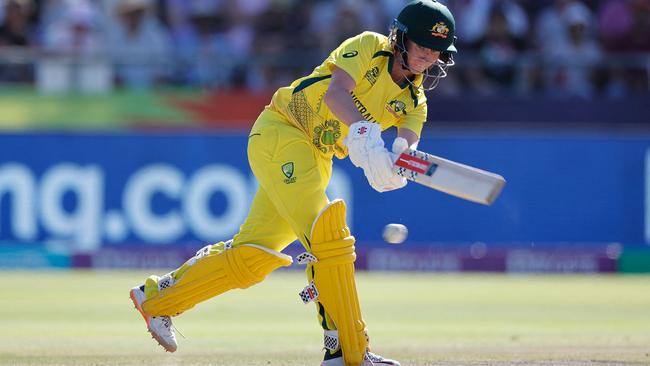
left=393, top=149, right=506, bottom=205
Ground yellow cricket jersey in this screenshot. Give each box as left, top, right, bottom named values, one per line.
left=267, top=31, right=428, bottom=160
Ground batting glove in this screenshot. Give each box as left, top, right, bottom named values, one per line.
left=343, top=121, right=407, bottom=192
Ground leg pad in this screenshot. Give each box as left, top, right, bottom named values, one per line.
left=143, top=242, right=292, bottom=316
left=309, top=199, right=367, bottom=366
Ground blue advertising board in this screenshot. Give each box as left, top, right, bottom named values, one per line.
left=0, top=131, right=648, bottom=260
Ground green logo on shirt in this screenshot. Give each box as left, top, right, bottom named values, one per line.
left=342, top=51, right=358, bottom=58
left=282, top=162, right=294, bottom=178
left=313, top=120, right=341, bottom=154
left=388, top=99, right=407, bottom=116
left=282, top=162, right=296, bottom=184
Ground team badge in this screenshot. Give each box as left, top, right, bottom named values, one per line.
left=430, top=21, right=450, bottom=38
left=386, top=99, right=407, bottom=118
left=282, top=162, right=296, bottom=184
left=313, top=119, right=341, bottom=154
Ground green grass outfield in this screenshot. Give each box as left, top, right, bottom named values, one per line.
left=1, top=271, right=649, bottom=366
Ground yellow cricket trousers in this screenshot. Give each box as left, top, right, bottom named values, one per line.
left=143, top=107, right=343, bottom=336
left=232, top=107, right=333, bottom=252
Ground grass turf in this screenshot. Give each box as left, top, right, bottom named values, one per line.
left=0, top=88, right=193, bottom=129
left=0, top=271, right=648, bottom=365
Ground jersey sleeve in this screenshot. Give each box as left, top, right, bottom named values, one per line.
left=326, top=32, right=381, bottom=84
left=396, top=97, right=428, bottom=138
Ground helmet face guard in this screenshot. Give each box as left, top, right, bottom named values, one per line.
left=390, top=22, right=456, bottom=92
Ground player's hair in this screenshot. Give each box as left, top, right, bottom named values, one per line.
left=388, top=22, right=455, bottom=92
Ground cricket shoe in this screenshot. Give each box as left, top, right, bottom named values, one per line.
left=129, top=285, right=178, bottom=352
left=321, top=351, right=400, bottom=366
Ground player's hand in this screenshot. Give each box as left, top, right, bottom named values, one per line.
left=343, top=121, right=407, bottom=192
left=388, top=137, right=409, bottom=187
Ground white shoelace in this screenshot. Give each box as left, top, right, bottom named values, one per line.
left=366, top=352, right=377, bottom=365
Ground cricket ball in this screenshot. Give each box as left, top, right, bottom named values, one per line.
left=382, top=223, right=408, bottom=244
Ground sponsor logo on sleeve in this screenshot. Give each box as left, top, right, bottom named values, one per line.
left=364, top=66, right=380, bottom=85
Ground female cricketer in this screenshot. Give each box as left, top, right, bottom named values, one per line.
left=129, top=1, right=457, bottom=365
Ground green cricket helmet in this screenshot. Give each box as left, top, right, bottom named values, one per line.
left=394, top=0, right=457, bottom=53
left=391, top=0, right=457, bottom=90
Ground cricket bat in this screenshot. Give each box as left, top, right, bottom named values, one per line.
left=393, top=149, right=506, bottom=205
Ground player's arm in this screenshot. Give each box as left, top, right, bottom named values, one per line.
left=397, top=128, right=419, bottom=150
left=325, top=65, right=419, bottom=146
left=323, top=66, right=364, bottom=126
left=324, top=67, right=407, bottom=192
left=395, top=89, right=428, bottom=151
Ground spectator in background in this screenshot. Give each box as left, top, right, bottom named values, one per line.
left=598, top=0, right=650, bottom=52
left=0, top=0, right=644, bottom=98
left=464, top=5, right=527, bottom=95
left=38, top=0, right=112, bottom=93
left=222, top=0, right=263, bottom=87
left=0, top=0, right=35, bottom=82
left=166, top=0, right=272, bottom=89
left=107, top=0, right=171, bottom=90
left=457, top=0, right=529, bottom=45
left=309, top=0, right=386, bottom=56
left=251, top=1, right=310, bottom=90
left=542, top=1, right=601, bottom=99
left=598, top=0, right=650, bottom=96
left=535, top=0, right=575, bottom=54
left=165, top=0, right=233, bottom=88
left=42, top=2, right=103, bottom=55
left=450, top=0, right=529, bottom=96
left=323, top=5, right=366, bottom=54
left=0, top=0, right=33, bottom=46
left=40, top=0, right=68, bottom=31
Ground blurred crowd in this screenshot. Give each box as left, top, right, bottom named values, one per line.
left=0, top=0, right=648, bottom=99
